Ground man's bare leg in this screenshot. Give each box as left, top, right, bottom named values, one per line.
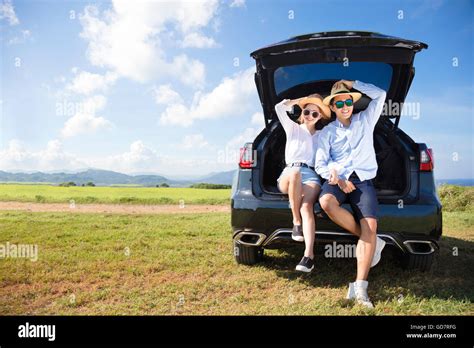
left=319, top=194, right=361, bottom=237
left=356, top=217, right=377, bottom=280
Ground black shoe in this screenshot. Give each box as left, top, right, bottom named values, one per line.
left=296, top=256, right=314, bottom=273
left=292, top=224, right=304, bottom=242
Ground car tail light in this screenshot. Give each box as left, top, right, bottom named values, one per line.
left=239, top=142, right=255, bottom=168
left=420, top=148, right=434, bottom=171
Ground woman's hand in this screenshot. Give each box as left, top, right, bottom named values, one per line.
left=328, top=168, right=339, bottom=185
left=276, top=99, right=298, bottom=111
left=283, top=98, right=300, bottom=107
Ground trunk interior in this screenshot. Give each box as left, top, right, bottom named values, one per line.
left=260, top=120, right=408, bottom=197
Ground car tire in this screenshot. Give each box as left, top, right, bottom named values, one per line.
left=234, top=242, right=264, bottom=265
left=400, top=252, right=435, bottom=272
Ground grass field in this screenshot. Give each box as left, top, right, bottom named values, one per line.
left=0, top=184, right=472, bottom=315
left=0, top=184, right=230, bottom=205
left=0, top=210, right=472, bottom=315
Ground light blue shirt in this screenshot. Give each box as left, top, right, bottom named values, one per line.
left=315, top=80, right=387, bottom=181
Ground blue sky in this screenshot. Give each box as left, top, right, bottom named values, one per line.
left=0, top=0, right=472, bottom=179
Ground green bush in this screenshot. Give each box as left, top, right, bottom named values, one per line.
left=59, top=182, right=77, bottom=187
left=117, top=197, right=140, bottom=204
left=438, top=185, right=474, bottom=212
left=190, top=183, right=231, bottom=189
left=82, top=196, right=98, bottom=203
left=157, top=197, right=174, bottom=204
left=35, top=195, right=46, bottom=203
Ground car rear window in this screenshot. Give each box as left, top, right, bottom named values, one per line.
left=274, top=62, right=393, bottom=96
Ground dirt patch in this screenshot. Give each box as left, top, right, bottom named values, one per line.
left=0, top=201, right=230, bottom=214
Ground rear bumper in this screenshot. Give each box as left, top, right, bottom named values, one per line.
left=232, top=200, right=442, bottom=235
left=232, top=227, right=439, bottom=256
left=231, top=196, right=442, bottom=256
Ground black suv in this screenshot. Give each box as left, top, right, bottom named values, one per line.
left=231, top=31, right=442, bottom=271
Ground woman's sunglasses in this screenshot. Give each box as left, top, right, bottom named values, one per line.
left=303, top=109, right=320, bottom=118
left=334, top=99, right=353, bottom=109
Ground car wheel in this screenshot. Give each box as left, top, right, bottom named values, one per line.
left=233, top=242, right=264, bottom=265
left=400, top=252, right=435, bottom=272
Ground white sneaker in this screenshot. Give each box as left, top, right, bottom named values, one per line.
left=370, top=236, right=386, bottom=268
left=346, top=281, right=374, bottom=309
left=346, top=282, right=355, bottom=299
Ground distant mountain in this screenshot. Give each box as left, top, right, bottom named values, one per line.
left=193, top=170, right=236, bottom=185
left=2, top=169, right=471, bottom=187
left=0, top=169, right=236, bottom=187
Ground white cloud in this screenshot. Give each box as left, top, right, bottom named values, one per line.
left=86, top=140, right=218, bottom=175
left=226, top=127, right=260, bottom=153
left=158, top=103, right=192, bottom=126
left=0, top=139, right=162, bottom=174
left=181, top=32, right=217, bottom=48
left=251, top=111, right=265, bottom=127
left=61, top=113, right=113, bottom=138
left=96, top=140, right=161, bottom=173
left=7, top=29, right=31, bottom=44
left=0, top=0, right=19, bottom=25
left=0, top=139, right=229, bottom=176
left=61, top=95, right=114, bottom=138
left=78, top=0, right=219, bottom=86
left=0, top=140, right=29, bottom=167
left=181, top=134, right=209, bottom=149
left=171, top=54, right=206, bottom=88
left=153, top=84, right=183, bottom=105
left=66, top=70, right=118, bottom=95
left=230, top=0, right=246, bottom=8
left=0, top=139, right=85, bottom=172
left=159, top=66, right=257, bottom=127
left=171, top=0, right=219, bottom=33
left=212, top=126, right=261, bottom=169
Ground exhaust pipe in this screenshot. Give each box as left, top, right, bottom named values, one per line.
left=234, top=231, right=267, bottom=247
left=403, top=240, right=437, bottom=255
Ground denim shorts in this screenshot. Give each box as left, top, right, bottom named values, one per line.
left=320, top=173, right=378, bottom=220
left=277, top=166, right=322, bottom=188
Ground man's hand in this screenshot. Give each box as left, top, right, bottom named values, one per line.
left=335, top=80, right=354, bottom=90
left=328, top=168, right=339, bottom=185
left=337, top=178, right=356, bottom=193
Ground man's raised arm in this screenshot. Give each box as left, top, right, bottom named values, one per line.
left=353, top=80, right=386, bottom=129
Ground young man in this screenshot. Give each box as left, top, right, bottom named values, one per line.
left=315, top=80, right=387, bottom=308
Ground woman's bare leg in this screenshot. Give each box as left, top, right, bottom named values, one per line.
left=278, top=170, right=303, bottom=225
left=300, top=183, right=320, bottom=258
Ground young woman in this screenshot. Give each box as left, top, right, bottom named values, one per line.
left=274, top=94, right=331, bottom=272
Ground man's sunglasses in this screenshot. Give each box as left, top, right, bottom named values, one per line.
left=334, top=99, right=353, bottom=109
left=303, top=109, right=320, bottom=118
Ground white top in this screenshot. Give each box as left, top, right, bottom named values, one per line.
left=274, top=100, right=320, bottom=168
